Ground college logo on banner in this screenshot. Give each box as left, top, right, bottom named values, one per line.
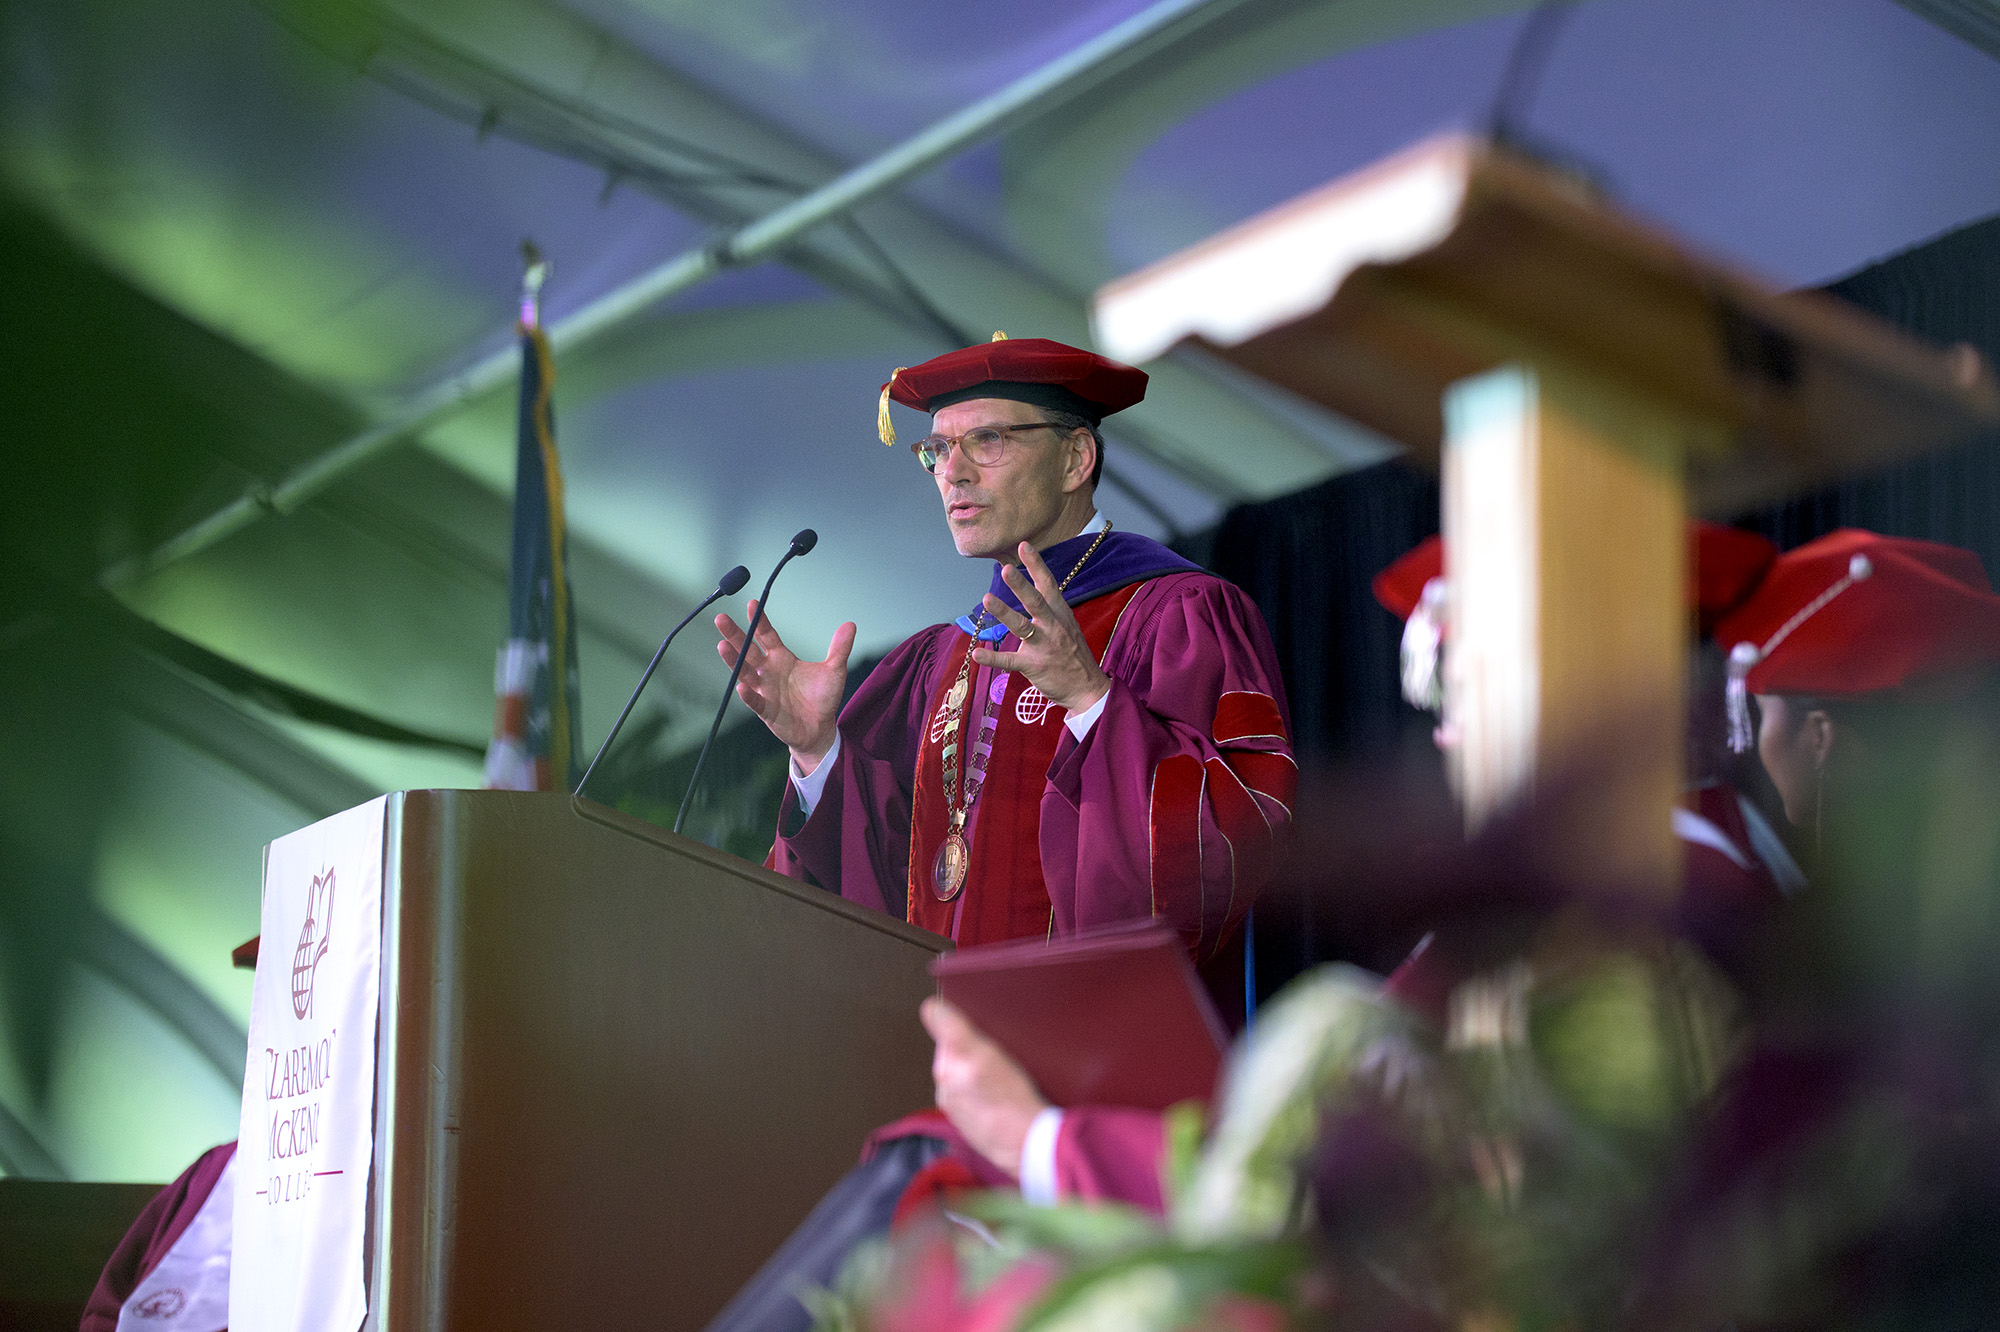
left=292, top=869, right=334, bottom=1020
left=231, top=797, right=385, bottom=1332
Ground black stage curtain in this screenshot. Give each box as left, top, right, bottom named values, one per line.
left=1739, top=215, right=2000, bottom=576
left=1182, top=459, right=1445, bottom=995
left=1190, top=459, right=1440, bottom=771
left=1194, top=212, right=2000, bottom=997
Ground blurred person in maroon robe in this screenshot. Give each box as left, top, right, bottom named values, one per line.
left=79, top=1144, right=235, bottom=1332
left=714, top=335, right=1294, bottom=1015
left=1371, top=522, right=1803, bottom=1003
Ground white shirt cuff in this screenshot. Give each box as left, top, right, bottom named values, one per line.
left=1018, top=1107, right=1065, bottom=1205
left=789, top=730, right=842, bottom=815
left=1063, top=690, right=1109, bottom=741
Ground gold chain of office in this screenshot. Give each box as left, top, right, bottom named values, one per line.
left=932, top=519, right=1113, bottom=901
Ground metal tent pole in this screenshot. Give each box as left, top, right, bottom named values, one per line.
left=101, top=0, right=1258, bottom=588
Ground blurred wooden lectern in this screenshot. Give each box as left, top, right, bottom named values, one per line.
left=1095, top=133, right=1999, bottom=892
left=359, top=790, right=942, bottom=1331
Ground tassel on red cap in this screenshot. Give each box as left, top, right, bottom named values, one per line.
left=879, top=367, right=906, bottom=446
left=1725, top=549, right=1879, bottom=752
left=1726, top=641, right=1761, bottom=753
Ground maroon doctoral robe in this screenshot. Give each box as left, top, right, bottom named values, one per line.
left=867, top=1105, right=1172, bottom=1221
left=768, top=529, right=1296, bottom=981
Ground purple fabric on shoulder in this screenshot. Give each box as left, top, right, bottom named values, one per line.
left=957, top=530, right=1201, bottom=638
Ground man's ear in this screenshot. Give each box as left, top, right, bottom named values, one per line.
left=1805, top=708, right=1837, bottom=772
left=1064, top=429, right=1096, bottom=493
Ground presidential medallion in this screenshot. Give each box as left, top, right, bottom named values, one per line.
left=932, top=831, right=969, bottom=901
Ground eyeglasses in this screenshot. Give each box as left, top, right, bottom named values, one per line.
left=911, top=422, right=1067, bottom=474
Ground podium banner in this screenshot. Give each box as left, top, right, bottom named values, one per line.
left=231, top=797, right=386, bottom=1332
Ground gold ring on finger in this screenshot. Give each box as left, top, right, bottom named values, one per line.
left=1019, top=623, right=1037, bottom=642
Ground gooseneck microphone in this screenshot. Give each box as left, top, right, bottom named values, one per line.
left=574, top=564, right=751, bottom=800
left=675, top=529, right=817, bottom=836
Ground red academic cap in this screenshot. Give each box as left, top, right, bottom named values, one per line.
left=1373, top=537, right=1451, bottom=711
left=1372, top=523, right=1778, bottom=635
left=1376, top=523, right=1779, bottom=714
left=878, top=334, right=1148, bottom=445
left=1371, top=536, right=1443, bottom=623
left=1691, top=524, right=1781, bottom=633
left=1716, top=528, right=2000, bottom=749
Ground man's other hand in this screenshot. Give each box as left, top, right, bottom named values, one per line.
left=715, top=603, right=855, bottom=773
left=920, top=997, right=1049, bottom=1179
left=971, top=542, right=1112, bottom=715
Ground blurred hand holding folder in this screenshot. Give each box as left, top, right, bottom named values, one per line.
left=929, top=921, right=1228, bottom=1111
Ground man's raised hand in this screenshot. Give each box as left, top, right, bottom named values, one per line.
left=715, top=603, right=856, bottom=773
left=971, top=542, right=1112, bottom=715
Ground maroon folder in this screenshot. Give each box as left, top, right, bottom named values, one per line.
left=930, top=921, right=1229, bottom=1111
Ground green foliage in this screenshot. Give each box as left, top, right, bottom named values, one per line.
left=961, top=1193, right=1164, bottom=1256
left=1159, top=1100, right=1205, bottom=1209
left=1017, top=1239, right=1308, bottom=1332
left=1529, top=944, right=1733, bottom=1139
left=1177, top=965, right=1412, bottom=1242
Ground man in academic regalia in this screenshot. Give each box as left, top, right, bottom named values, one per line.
left=701, top=338, right=1292, bottom=1332
left=716, top=335, right=1295, bottom=1003
left=1624, top=532, right=2000, bottom=1326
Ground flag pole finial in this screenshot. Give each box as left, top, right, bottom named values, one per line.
left=520, top=239, right=551, bottom=329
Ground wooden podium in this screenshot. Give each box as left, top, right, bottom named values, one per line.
left=1095, top=134, right=1999, bottom=889
left=357, top=789, right=943, bottom=1332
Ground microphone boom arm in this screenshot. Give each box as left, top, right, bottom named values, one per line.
left=574, top=565, right=749, bottom=800
left=675, top=530, right=816, bottom=837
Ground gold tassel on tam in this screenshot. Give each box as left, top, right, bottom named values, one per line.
left=879, top=367, right=906, bottom=446
left=991, top=331, right=1008, bottom=340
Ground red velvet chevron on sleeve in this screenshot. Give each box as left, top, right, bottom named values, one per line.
left=1148, top=754, right=1208, bottom=950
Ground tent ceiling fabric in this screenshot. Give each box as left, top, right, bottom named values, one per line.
left=3, top=0, right=2000, bottom=1180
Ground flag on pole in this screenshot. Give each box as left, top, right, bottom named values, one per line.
left=484, top=250, right=583, bottom=791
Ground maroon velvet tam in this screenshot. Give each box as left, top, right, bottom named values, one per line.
left=1716, top=528, right=2000, bottom=700
left=885, top=337, right=1148, bottom=423
left=1371, top=523, right=1777, bottom=636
